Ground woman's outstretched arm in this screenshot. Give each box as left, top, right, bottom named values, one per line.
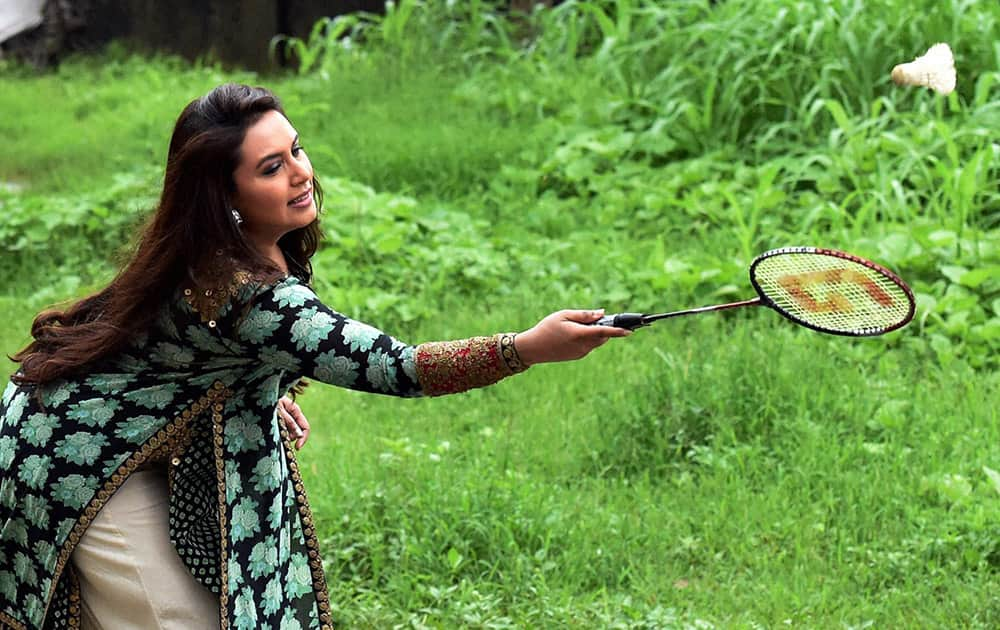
left=235, top=277, right=628, bottom=397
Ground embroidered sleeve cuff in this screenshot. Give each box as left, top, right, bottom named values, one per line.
left=415, top=333, right=527, bottom=396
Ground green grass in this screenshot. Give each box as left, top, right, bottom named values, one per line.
left=2, top=0, right=999, bottom=626
left=292, top=308, right=999, bottom=627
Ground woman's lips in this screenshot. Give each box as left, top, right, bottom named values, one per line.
left=288, top=188, right=312, bottom=207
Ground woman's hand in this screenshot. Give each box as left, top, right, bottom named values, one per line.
left=514, top=309, right=630, bottom=366
left=277, top=396, right=311, bottom=450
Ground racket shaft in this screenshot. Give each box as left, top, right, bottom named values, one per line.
left=592, top=298, right=763, bottom=330
left=643, top=297, right=763, bottom=323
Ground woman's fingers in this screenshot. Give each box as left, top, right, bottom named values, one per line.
left=560, top=308, right=605, bottom=323
left=278, top=397, right=310, bottom=449
left=515, top=308, right=631, bottom=365
left=288, top=402, right=310, bottom=450
left=276, top=402, right=300, bottom=439
left=561, top=310, right=631, bottom=337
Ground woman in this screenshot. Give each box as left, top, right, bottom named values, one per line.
left=0, top=84, right=627, bottom=630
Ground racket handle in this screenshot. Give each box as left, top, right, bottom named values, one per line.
left=592, top=313, right=647, bottom=330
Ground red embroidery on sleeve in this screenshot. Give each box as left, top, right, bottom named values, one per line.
left=415, top=335, right=523, bottom=396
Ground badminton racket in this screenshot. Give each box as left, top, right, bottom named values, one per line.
left=594, top=247, right=915, bottom=337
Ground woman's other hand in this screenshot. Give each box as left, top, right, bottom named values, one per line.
left=277, top=396, right=311, bottom=449
left=514, top=309, right=630, bottom=366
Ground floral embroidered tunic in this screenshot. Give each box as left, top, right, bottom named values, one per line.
left=0, top=274, right=524, bottom=629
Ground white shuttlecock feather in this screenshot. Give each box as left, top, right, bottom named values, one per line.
left=891, top=43, right=956, bottom=95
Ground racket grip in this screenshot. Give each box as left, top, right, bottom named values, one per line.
left=592, top=313, right=646, bottom=330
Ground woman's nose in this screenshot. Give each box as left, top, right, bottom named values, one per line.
left=290, top=154, right=312, bottom=183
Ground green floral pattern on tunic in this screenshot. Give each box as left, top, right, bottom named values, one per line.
left=53, top=433, right=108, bottom=466
left=50, top=474, right=100, bottom=510
left=18, top=455, right=52, bottom=490
left=20, top=414, right=58, bottom=447
left=0, top=274, right=427, bottom=629
left=65, top=399, right=120, bottom=428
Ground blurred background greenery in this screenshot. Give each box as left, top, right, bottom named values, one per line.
left=1, top=0, right=997, bottom=626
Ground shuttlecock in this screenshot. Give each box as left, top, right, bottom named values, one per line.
left=891, top=43, right=956, bottom=95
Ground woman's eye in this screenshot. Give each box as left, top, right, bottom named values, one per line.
left=262, top=146, right=303, bottom=175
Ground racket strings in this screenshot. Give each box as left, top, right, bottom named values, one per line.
left=753, top=252, right=912, bottom=334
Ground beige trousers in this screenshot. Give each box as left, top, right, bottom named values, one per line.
left=69, top=467, right=220, bottom=630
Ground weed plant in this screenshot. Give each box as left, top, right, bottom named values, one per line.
left=1, top=0, right=998, bottom=626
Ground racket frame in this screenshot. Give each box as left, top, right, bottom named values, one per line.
left=748, top=246, right=915, bottom=337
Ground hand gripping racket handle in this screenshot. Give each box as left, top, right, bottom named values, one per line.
left=592, top=313, right=647, bottom=330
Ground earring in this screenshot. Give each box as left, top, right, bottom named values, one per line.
left=231, top=208, right=243, bottom=225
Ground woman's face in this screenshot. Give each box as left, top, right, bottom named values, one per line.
left=231, top=110, right=316, bottom=245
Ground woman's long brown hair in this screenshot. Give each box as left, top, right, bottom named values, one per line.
left=12, top=84, right=324, bottom=385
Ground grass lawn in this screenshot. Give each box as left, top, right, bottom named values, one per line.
left=2, top=0, right=998, bottom=626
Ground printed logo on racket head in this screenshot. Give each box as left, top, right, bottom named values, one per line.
left=777, top=268, right=895, bottom=314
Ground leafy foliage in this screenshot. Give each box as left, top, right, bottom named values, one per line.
left=1, top=0, right=998, bottom=626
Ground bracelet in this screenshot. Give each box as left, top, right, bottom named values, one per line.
left=499, top=333, right=527, bottom=373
